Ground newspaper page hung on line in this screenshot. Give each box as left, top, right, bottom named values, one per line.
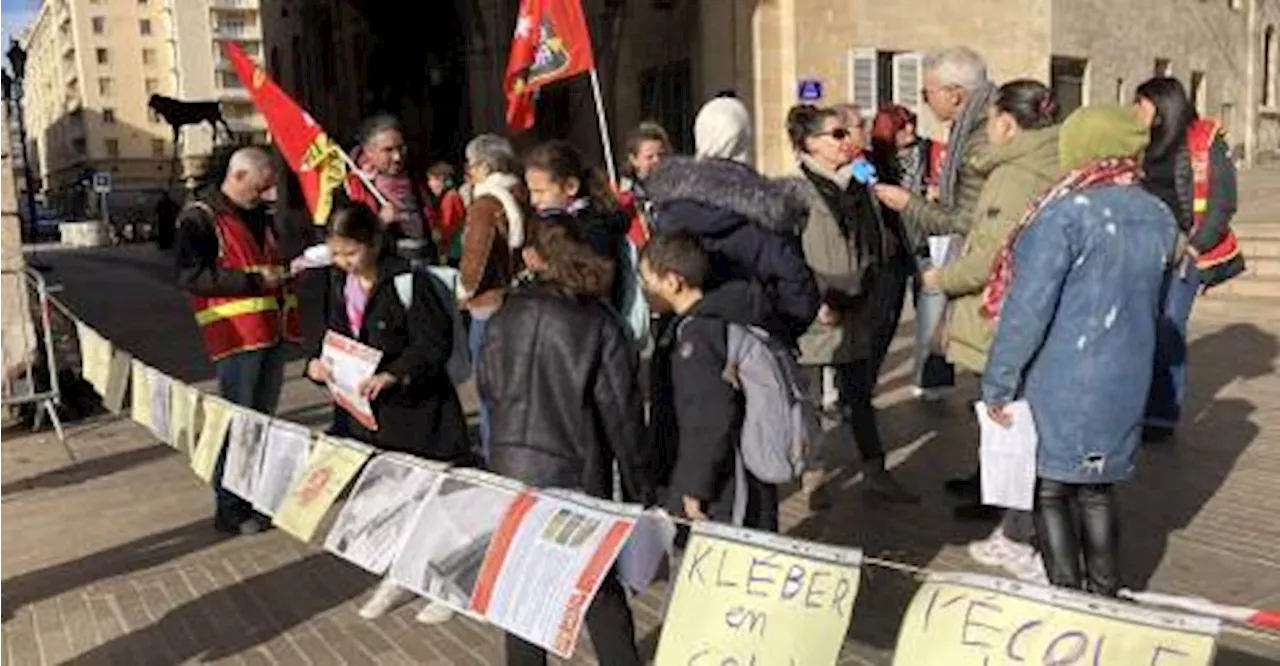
left=323, top=453, right=448, bottom=575
left=387, top=468, right=526, bottom=619
left=272, top=435, right=374, bottom=542
left=252, top=419, right=313, bottom=516
left=320, top=331, right=382, bottom=431
left=221, top=407, right=270, bottom=505
left=469, top=488, right=641, bottom=658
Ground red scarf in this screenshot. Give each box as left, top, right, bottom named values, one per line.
left=981, top=157, right=1142, bottom=322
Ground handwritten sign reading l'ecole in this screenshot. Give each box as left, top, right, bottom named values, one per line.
left=655, top=522, right=862, bottom=666
left=893, top=573, right=1220, bottom=666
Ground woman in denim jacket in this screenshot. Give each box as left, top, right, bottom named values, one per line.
left=981, top=104, right=1177, bottom=596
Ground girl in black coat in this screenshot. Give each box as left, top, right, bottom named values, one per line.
left=479, top=215, right=654, bottom=666
left=305, top=203, right=470, bottom=463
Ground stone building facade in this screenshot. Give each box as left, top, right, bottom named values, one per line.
left=258, top=0, right=1280, bottom=183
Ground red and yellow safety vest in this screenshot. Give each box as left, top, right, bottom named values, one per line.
left=1187, top=118, right=1243, bottom=284
left=190, top=208, right=301, bottom=361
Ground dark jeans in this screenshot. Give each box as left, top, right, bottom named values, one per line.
left=1144, top=263, right=1200, bottom=430
left=1034, top=479, right=1120, bottom=597
left=505, top=573, right=640, bottom=666
left=843, top=264, right=911, bottom=463
left=468, top=313, right=492, bottom=464
left=212, top=344, right=286, bottom=522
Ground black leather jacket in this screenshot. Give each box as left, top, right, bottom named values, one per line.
left=477, top=282, right=657, bottom=505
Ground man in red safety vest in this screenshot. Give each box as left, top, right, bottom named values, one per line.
left=175, top=146, right=300, bottom=535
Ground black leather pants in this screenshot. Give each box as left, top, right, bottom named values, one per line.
left=1033, top=480, right=1120, bottom=597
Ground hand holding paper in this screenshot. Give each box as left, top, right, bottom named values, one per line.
left=975, top=400, right=1037, bottom=511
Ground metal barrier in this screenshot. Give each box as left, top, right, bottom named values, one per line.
left=2, top=267, right=70, bottom=458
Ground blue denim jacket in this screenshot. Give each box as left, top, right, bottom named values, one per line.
left=982, top=186, right=1177, bottom=484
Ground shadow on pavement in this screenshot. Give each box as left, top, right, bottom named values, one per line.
left=57, top=553, right=371, bottom=665
left=0, top=443, right=175, bottom=496
left=1, top=518, right=228, bottom=622
left=1123, top=323, right=1278, bottom=590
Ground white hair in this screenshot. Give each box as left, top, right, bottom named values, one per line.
left=226, top=146, right=273, bottom=178
left=923, top=47, right=988, bottom=92
left=464, top=134, right=519, bottom=175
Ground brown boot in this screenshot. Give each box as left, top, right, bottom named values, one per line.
left=802, top=469, right=832, bottom=511
left=864, top=465, right=920, bottom=504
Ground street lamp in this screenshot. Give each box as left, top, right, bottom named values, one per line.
left=3, top=39, right=40, bottom=245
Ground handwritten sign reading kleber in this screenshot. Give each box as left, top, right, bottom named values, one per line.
left=655, top=522, right=862, bottom=666
left=893, top=573, right=1220, bottom=666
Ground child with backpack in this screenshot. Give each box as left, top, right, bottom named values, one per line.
left=640, top=232, right=815, bottom=531
left=304, top=203, right=472, bottom=622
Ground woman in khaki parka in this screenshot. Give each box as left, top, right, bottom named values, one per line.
left=918, top=80, right=1062, bottom=580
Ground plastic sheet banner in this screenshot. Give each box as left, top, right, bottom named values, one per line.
left=190, top=396, right=233, bottom=483
left=130, top=360, right=155, bottom=432
left=169, top=382, right=202, bottom=457
left=77, top=322, right=112, bottom=396
left=272, top=435, right=374, bottom=541
left=655, top=521, right=863, bottom=666
left=893, top=572, right=1221, bottom=666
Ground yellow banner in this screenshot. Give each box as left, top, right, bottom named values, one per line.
left=893, top=573, right=1220, bottom=666
left=76, top=322, right=111, bottom=395
left=190, top=396, right=233, bottom=483
left=272, top=435, right=373, bottom=541
left=655, top=522, right=862, bottom=666
left=130, top=360, right=153, bottom=432
left=169, top=382, right=202, bottom=457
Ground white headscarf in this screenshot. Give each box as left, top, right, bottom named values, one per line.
left=694, top=97, right=752, bottom=165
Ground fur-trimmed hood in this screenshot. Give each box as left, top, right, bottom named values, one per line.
left=472, top=172, right=525, bottom=248
left=645, top=157, right=809, bottom=233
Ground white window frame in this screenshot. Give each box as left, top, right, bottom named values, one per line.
left=846, top=47, right=878, bottom=113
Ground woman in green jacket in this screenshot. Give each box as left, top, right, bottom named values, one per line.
left=918, top=80, right=1062, bottom=580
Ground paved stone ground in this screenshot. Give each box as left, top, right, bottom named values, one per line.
left=5, top=173, right=1280, bottom=664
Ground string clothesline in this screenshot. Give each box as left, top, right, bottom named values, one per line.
left=41, top=293, right=1280, bottom=642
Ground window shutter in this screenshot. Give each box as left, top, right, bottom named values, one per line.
left=892, top=52, right=924, bottom=113
left=847, top=48, right=877, bottom=110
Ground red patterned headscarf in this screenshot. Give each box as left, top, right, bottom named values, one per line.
left=981, top=157, right=1142, bottom=322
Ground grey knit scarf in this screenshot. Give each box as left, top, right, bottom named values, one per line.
left=938, top=82, right=997, bottom=208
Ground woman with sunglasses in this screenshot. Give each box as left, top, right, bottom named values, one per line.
left=783, top=104, right=918, bottom=507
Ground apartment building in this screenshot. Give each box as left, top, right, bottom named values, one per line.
left=261, top=0, right=1280, bottom=180
left=164, top=0, right=267, bottom=184
left=18, top=0, right=267, bottom=216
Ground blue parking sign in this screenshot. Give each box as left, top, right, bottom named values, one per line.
left=798, top=78, right=823, bottom=102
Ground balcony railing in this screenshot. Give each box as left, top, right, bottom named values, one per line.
left=211, top=25, right=261, bottom=40
left=211, top=0, right=259, bottom=10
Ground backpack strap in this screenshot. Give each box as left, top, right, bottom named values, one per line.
left=394, top=272, right=414, bottom=312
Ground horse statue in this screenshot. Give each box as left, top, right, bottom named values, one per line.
left=147, top=94, right=237, bottom=191
left=147, top=94, right=234, bottom=144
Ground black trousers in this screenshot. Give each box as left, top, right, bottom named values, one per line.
left=842, top=264, right=910, bottom=463
left=1033, top=480, right=1120, bottom=597
left=505, top=573, right=641, bottom=666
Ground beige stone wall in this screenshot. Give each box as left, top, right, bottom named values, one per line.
left=1256, top=0, right=1280, bottom=155
left=745, top=0, right=1050, bottom=175
left=1053, top=1, right=1246, bottom=122
left=2, top=103, right=34, bottom=384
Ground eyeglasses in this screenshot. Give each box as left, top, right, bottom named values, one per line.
left=819, top=128, right=853, bottom=141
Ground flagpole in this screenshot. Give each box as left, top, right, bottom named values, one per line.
left=336, top=148, right=391, bottom=208
left=587, top=68, right=618, bottom=185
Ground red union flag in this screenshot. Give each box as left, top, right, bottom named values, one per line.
left=504, top=0, right=595, bottom=132
left=223, top=42, right=364, bottom=225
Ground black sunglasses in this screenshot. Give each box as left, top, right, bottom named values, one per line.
left=819, top=128, right=853, bottom=141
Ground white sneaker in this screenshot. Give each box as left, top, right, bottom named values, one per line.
left=967, top=527, right=1034, bottom=568
left=1005, top=551, right=1049, bottom=585
left=912, top=386, right=943, bottom=402
left=414, top=601, right=456, bottom=625
left=358, top=579, right=413, bottom=620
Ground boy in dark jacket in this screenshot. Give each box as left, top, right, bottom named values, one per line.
left=640, top=232, right=779, bottom=531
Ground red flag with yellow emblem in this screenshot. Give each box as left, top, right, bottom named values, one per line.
left=223, top=42, right=362, bottom=225
left=505, top=0, right=596, bottom=131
